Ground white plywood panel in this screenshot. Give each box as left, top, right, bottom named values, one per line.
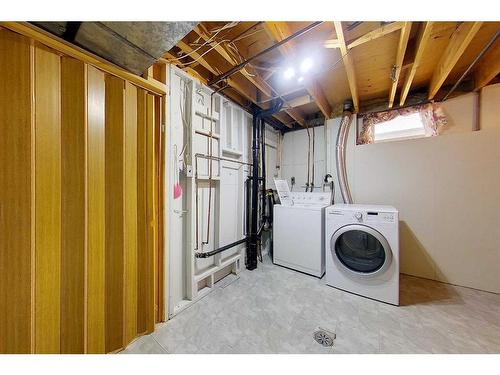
left=168, top=70, right=190, bottom=311
left=195, top=182, right=218, bottom=272
left=219, top=166, right=239, bottom=245
left=265, top=144, right=278, bottom=190
left=193, top=132, right=219, bottom=178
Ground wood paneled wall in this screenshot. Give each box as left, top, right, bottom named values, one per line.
left=0, top=27, right=160, bottom=354
left=0, top=28, right=33, bottom=354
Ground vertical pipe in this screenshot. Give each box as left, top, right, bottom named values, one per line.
left=311, top=124, right=315, bottom=191
left=336, top=101, right=354, bottom=204
left=247, top=100, right=283, bottom=270
left=247, top=112, right=260, bottom=271
left=261, top=119, right=267, bottom=224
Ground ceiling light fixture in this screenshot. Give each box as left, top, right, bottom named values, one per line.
left=300, top=58, right=313, bottom=73
left=283, top=67, right=295, bottom=80
left=298, top=76, right=304, bottom=83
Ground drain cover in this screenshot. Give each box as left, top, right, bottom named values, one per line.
left=313, top=329, right=335, bottom=347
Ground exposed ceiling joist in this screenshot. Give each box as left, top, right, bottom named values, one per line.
left=388, top=22, right=412, bottom=108
left=193, top=24, right=306, bottom=127
left=323, top=38, right=340, bottom=49
left=474, top=39, right=500, bottom=90
left=193, top=24, right=272, bottom=97
left=428, top=21, right=483, bottom=100
left=174, top=40, right=254, bottom=103
left=347, top=22, right=405, bottom=49
left=282, top=94, right=314, bottom=108
left=334, top=21, right=359, bottom=112
left=264, top=21, right=333, bottom=119
left=173, top=37, right=297, bottom=128
left=399, top=22, right=434, bottom=106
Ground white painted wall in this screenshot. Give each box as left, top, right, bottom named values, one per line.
left=281, top=125, right=328, bottom=192
left=320, top=84, right=500, bottom=293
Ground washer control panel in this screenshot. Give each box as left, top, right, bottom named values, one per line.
left=290, top=192, right=331, bottom=207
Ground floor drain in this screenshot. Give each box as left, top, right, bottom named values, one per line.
left=313, top=328, right=335, bottom=347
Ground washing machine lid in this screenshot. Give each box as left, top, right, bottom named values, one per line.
left=330, top=224, right=392, bottom=277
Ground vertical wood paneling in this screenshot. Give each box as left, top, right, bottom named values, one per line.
left=60, top=56, right=86, bottom=353
left=154, top=95, right=164, bottom=323
left=34, top=44, right=61, bottom=354
left=146, top=93, right=156, bottom=333
left=105, top=75, right=125, bottom=352
left=86, top=65, right=106, bottom=354
left=0, top=29, right=33, bottom=354
left=0, top=27, right=161, bottom=353
left=124, top=82, right=138, bottom=343
left=136, top=89, right=148, bottom=334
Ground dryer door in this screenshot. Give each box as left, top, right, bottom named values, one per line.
left=331, top=224, right=392, bottom=277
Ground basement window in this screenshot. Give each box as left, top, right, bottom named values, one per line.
left=357, top=103, right=448, bottom=145
left=373, top=113, right=426, bottom=142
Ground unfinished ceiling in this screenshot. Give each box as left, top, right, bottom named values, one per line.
left=32, top=21, right=198, bottom=75
left=164, top=21, right=500, bottom=130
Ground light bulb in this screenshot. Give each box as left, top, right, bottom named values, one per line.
left=283, top=67, right=295, bottom=80
left=300, top=58, right=313, bottom=73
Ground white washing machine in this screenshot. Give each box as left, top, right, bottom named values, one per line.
left=273, top=192, right=332, bottom=277
left=325, top=204, right=400, bottom=305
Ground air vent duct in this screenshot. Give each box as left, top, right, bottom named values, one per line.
left=31, top=21, right=197, bottom=75
left=336, top=100, right=354, bottom=204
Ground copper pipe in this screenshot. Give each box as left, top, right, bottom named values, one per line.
left=194, top=153, right=251, bottom=252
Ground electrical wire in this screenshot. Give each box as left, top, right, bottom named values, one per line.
left=168, top=22, right=238, bottom=61
left=179, top=79, right=191, bottom=166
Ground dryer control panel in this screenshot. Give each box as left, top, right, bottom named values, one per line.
left=327, top=207, right=396, bottom=223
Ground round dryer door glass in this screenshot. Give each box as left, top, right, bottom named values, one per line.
left=334, top=229, right=387, bottom=273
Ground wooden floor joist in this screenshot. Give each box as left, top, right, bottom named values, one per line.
left=399, top=22, right=434, bottom=106
left=347, top=21, right=405, bottom=50
left=334, top=21, right=359, bottom=112
left=474, top=39, right=500, bottom=90
left=264, top=21, right=333, bottom=119
left=388, top=22, right=412, bottom=108
left=192, top=25, right=306, bottom=127
left=428, top=21, right=483, bottom=100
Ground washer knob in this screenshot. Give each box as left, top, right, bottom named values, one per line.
left=354, top=212, right=362, bottom=221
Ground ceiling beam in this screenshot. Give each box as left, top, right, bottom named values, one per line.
left=334, top=21, right=359, bottom=112
left=175, top=40, right=257, bottom=103
left=474, top=38, right=500, bottom=90
left=323, top=38, right=340, bottom=49
left=193, top=24, right=273, bottom=97
left=282, top=94, right=313, bottom=109
left=388, top=22, right=412, bottom=108
left=347, top=22, right=405, bottom=49
left=172, top=38, right=297, bottom=128
left=428, top=21, right=483, bottom=100
left=399, top=22, right=434, bottom=106
left=192, top=24, right=305, bottom=127
left=264, top=22, right=333, bottom=119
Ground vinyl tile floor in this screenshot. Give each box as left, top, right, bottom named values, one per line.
left=122, top=256, right=500, bottom=354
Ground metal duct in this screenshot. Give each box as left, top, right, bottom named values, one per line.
left=31, top=21, right=197, bottom=75
left=336, top=101, right=354, bottom=204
